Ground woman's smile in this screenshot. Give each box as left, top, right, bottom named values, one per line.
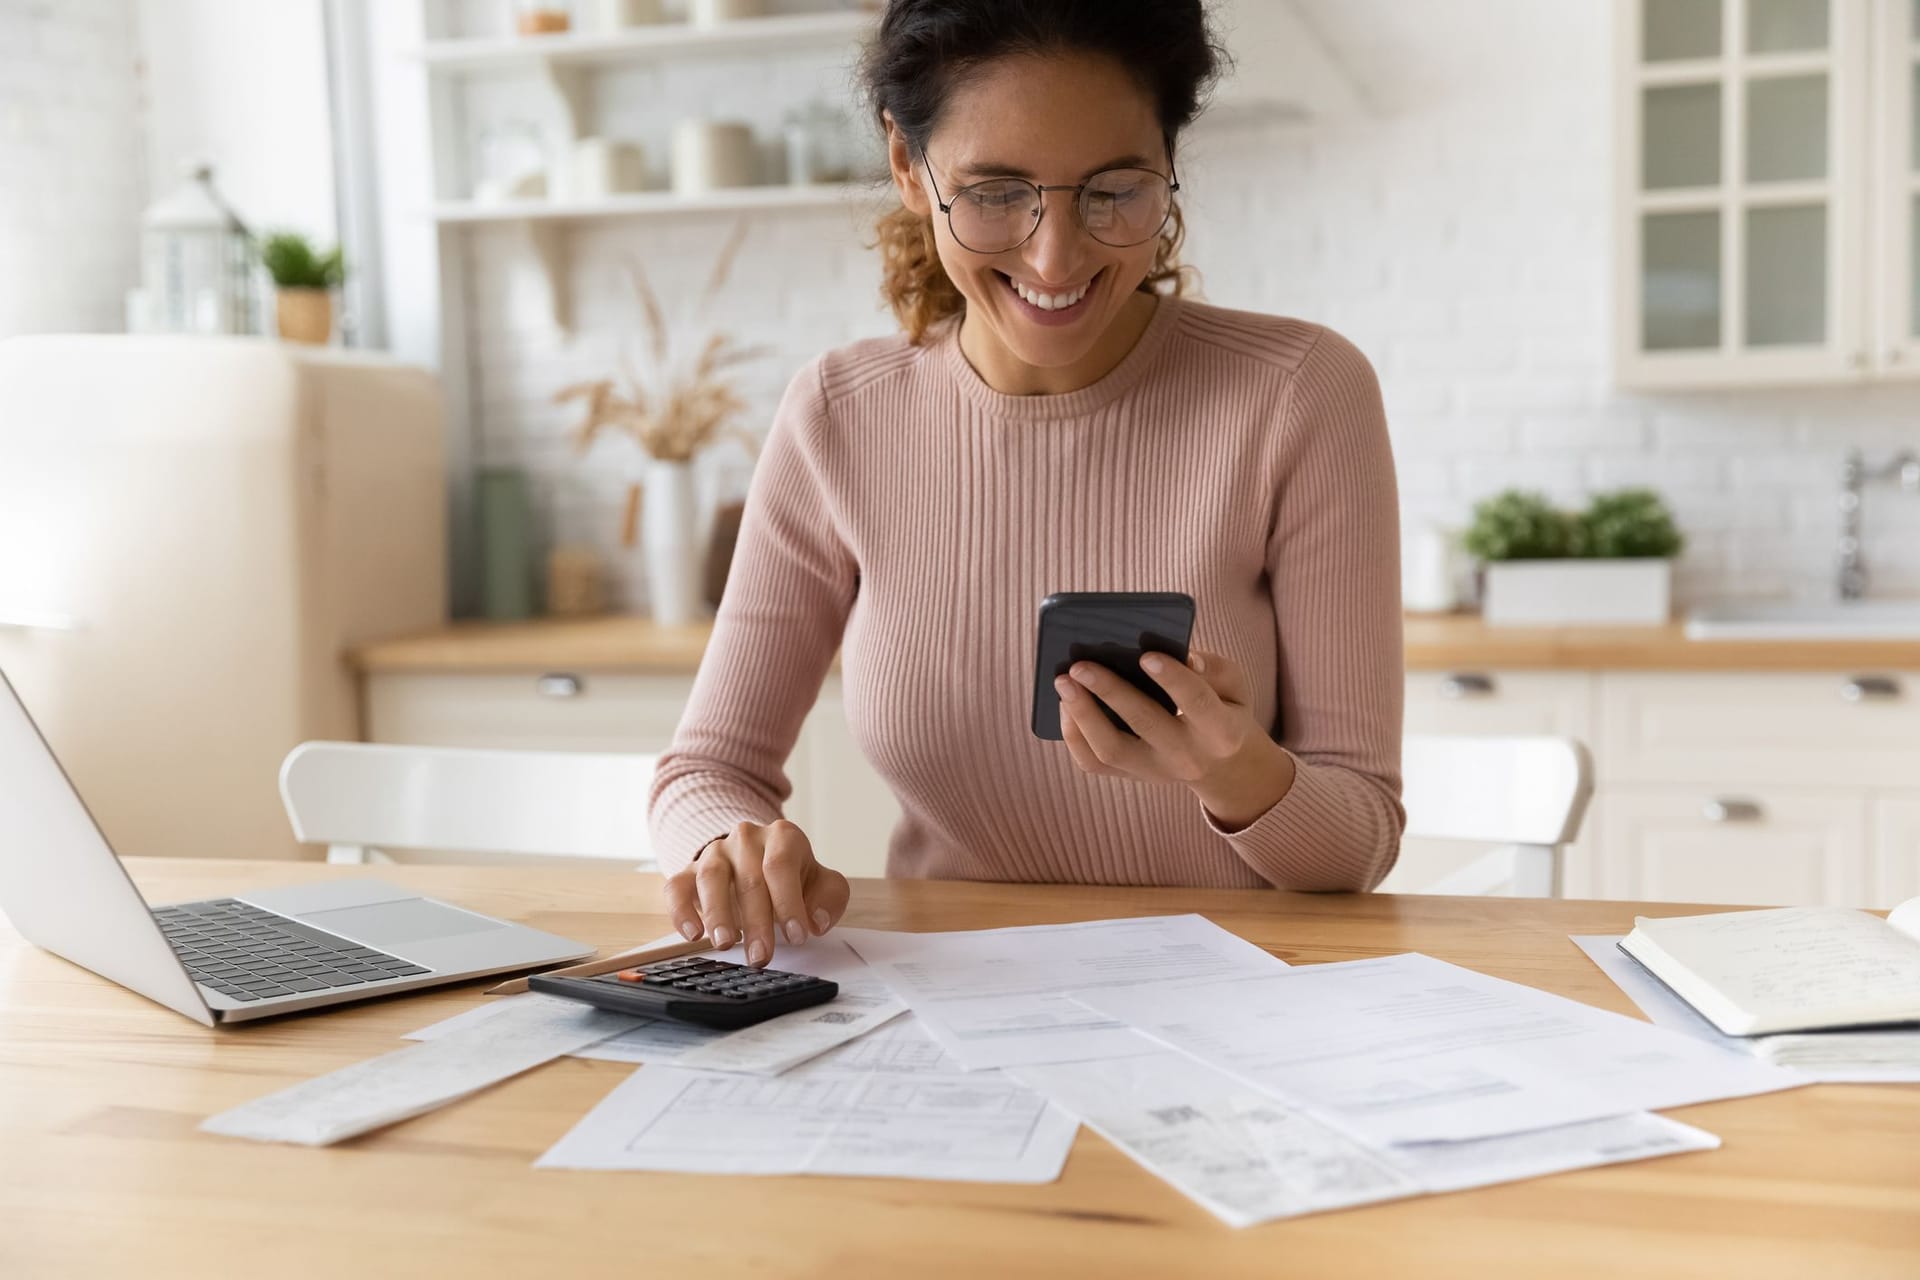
left=997, top=267, right=1103, bottom=327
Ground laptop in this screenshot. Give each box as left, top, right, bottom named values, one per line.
left=0, top=668, right=595, bottom=1025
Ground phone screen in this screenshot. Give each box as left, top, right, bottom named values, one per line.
left=1030, top=592, right=1195, bottom=740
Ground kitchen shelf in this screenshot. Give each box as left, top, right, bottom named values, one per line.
left=432, top=182, right=874, bottom=225
left=432, top=181, right=878, bottom=333
left=411, top=10, right=875, bottom=72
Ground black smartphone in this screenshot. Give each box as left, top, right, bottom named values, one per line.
left=1031, top=591, right=1196, bottom=741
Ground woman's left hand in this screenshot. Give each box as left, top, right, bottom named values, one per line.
left=1056, top=648, right=1297, bottom=830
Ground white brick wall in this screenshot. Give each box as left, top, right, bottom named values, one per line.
left=0, top=0, right=144, bottom=339
left=461, top=0, right=1920, bottom=607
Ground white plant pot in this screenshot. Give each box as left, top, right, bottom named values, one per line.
left=641, top=460, right=705, bottom=626
left=1481, top=559, right=1672, bottom=627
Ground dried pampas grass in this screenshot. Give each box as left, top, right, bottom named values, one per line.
left=557, top=222, right=769, bottom=543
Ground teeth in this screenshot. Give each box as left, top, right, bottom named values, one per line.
left=1011, top=277, right=1090, bottom=311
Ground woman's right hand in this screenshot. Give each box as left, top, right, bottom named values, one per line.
left=662, top=819, right=852, bottom=968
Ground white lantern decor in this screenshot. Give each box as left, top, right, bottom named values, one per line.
left=138, top=162, right=261, bottom=335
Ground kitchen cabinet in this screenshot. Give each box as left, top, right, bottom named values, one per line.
left=1611, top=0, right=1920, bottom=387
left=363, top=658, right=1920, bottom=907
left=1385, top=671, right=1603, bottom=897
left=363, top=668, right=896, bottom=877
left=1873, top=792, right=1920, bottom=905
left=1596, top=785, right=1870, bottom=905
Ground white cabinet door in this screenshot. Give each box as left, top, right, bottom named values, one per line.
left=1387, top=671, right=1602, bottom=897
left=1600, top=671, right=1920, bottom=789
left=363, top=671, right=694, bottom=751
left=1872, top=793, right=1920, bottom=907
left=1874, top=0, right=1920, bottom=375
left=1613, top=0, right=1874, bottom=387
left=1598, top=785, right=1870, bottom=906
left=362, top=669, right=900, bottom=877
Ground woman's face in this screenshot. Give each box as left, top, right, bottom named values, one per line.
left=888, top=52, right=1171, bottom=372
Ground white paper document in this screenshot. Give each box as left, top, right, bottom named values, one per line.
left=202, top=996, right=633, bottom=1146
left=407, top=939, right=902, bottom=1076
left=1075, top=952, right=1803, bottom=1145
left=838, top=915, right=1287, bottom=1070
left=1011, top=1051, right=1719, bottom=1228
left=1573, top=935, right=1920, bottom=1084
left=536, top=1016, right=1079, bottom=1182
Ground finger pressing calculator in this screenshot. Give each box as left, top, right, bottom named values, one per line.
left=528, top=955, right=839, bottom=1030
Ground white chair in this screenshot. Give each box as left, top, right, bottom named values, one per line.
left=1399, top=734, right=1594, bottom=898
left=278, top=741, right=658, bottom=870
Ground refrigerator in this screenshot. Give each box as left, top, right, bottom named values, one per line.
left=0, top=335, right=447, bottom=861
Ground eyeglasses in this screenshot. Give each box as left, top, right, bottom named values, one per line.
left=919, top=147, right=1180, bottom=255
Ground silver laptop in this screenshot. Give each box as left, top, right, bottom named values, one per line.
left=0, top=668, right=594, bottom=1025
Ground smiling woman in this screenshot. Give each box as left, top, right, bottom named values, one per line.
left=647, top=0, right=1407, bottom=969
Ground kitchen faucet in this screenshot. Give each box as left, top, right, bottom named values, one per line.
left=1837, top=448, right=1920, bottom=600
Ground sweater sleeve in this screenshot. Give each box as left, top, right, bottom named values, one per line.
left=647, top=358, right=857, bottom=875
left=1204, top=326, right=1407, bottom=891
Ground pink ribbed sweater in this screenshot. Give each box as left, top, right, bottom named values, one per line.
left=649, top=295, right=1405, bottom=892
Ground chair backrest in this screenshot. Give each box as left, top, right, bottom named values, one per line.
left=279, top=741, right=657, bottom=863
left=1402, top=734, right=1593, bottom=847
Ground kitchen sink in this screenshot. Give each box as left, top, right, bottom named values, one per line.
left=1684, top=599, right=1920, bottom=639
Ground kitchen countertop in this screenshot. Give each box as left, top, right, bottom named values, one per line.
left=349, top=613, right=1920, bottom=675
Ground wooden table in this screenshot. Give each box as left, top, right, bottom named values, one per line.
left=3, top=860, right=1916, bottom=1279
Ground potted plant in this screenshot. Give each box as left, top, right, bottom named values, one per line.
left=1465, top=488, right=1684, bottom=626
left=260, top=231, right=345, bottom=345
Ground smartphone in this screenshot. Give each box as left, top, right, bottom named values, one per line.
left=1031, top=591, right=1196, bottom=741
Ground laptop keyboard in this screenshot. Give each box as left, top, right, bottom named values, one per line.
left=152, top=898, right=430, bottom=1003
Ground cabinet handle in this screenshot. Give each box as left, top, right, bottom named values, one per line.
left=1840, top=675, right=1901, bottom=703
left=1439, top=673, right=1496, bottom=699
left=536, top=673, right=584, bottom=699
left=1703, top=798, right=1763, bottom=824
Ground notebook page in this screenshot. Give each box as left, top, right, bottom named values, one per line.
left=1888, top=896, right=1920, bottom=943
left=1633, top=907, right=1920, bottom=1026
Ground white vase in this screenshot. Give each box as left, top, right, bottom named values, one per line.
left=642, top=459, right=704, bottom=625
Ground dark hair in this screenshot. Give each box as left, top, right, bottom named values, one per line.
left=860, top=0, right=1225, bottom=342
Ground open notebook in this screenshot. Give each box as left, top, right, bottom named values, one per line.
left=1619, top=896, right=1920, bottom=1037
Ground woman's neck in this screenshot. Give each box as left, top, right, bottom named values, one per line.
left=957, top=290, right=1160, bottom=397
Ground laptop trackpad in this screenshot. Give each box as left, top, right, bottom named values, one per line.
left=297, top=898, right=507, bottom=948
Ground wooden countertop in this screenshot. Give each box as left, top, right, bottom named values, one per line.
left=7, top=858, right=1917, bottom=1278
left=350, top=612, right=1920, bottom=674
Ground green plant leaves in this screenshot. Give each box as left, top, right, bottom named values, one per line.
left=1463, top=487, right=1685, bottom=562
left=260, top=231, right=346, bottom=289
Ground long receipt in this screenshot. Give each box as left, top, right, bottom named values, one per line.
left=201, top=996, right=634, bottom=1146
left=537, top=1015, right=1078, bottom=1183
left=1012, top=1051, right=1719, bottom=1228
left=1075, top=952, right=1802, bottom=1144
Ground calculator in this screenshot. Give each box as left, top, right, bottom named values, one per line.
left=528, top=955, right=839, bottom=1030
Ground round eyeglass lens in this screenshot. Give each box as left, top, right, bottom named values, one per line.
left=1078, top=169, right=1172, bottom=247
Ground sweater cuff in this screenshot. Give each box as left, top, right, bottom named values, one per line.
left=1200, top=751, right=1400, bottom=892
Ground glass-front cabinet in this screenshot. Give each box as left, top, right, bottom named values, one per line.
left=1613, top=0, right=1919, bottom=387
left=1878, top=0, right=1920, bottom=371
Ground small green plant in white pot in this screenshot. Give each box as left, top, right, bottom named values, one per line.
left=1465, top=488, right=1685, bottom=626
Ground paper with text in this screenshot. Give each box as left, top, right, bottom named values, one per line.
left=1074, top=952, right=1802, bottom=1145
left=838, top=915, right=1286, bottom=1070
left=535, top=1016, right=1078, bottom=1182
left=1011, top=1051, right=1719, bottom=1227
